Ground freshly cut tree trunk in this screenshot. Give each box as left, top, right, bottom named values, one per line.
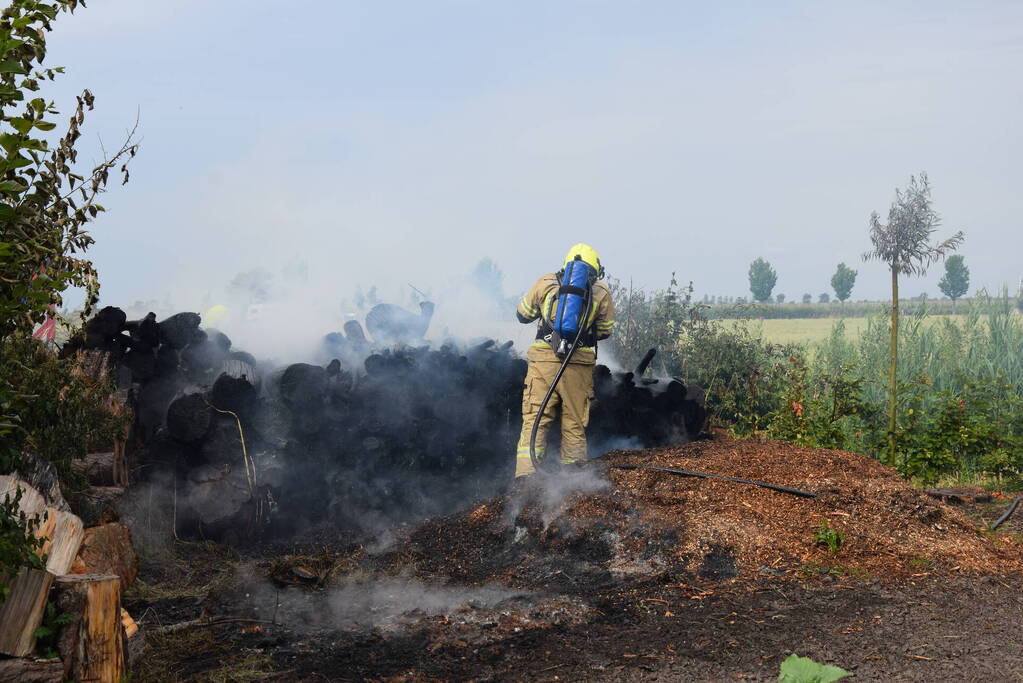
left=0, top=657, right=64, bottom=682
left=54, top=574, right=125, bottom=683
left=0, top=568, right=54, bottom=656
left=72, top=522, right=139, bottom=589
left=38, top=508, right=85, bottom=575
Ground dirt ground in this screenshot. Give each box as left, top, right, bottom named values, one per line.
left=124, top=437, right=1023, bottom=681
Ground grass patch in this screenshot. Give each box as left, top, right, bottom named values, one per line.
left=132, top=628, right=274, bottom=682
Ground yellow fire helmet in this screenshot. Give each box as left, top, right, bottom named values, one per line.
left=204, top=304, right=229, bottom=327
left=564, top=243, right=603, bottom=275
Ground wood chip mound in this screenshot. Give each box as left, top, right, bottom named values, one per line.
left=411, top=436, right=1023, bottom=585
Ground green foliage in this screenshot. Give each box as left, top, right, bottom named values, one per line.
left=0, top=486, right=44, bottom=601
left=863, top=172, right=964, bottom=278
left=702, top=297, right=1018, bottom=320
left=0, top=1, right=134, bottom=588
left=778, top=654, right=850, bottom=683
left=812, top=520, right=845, bottom=553
left=767, top=352, right=875, bottom=450
left=32, top=599, right=73, bottom=658
left=1, top=333, right=125, bottom=481
left=607, top=273, right=706, bottom=372
left=748, top=257, right=777, bottom=303
left=614, top=275, right=1023, bottom=484
left=938, top=254, right=970, bottom=302
left=830, top=263, right=857, bottom=303
left=0, top=0, right=138, bottom=338
left=677, top=321, right=796, bottom=433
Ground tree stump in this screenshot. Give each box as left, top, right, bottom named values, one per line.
left=0, top=567, right=54, bottom=656
left=54, top=574, right=125, bottom=683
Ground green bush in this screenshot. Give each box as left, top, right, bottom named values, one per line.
left=0, top=487, right=44, bottom=601
left=611, top=278, right=1023, bottom=484
left=0, top=333, right=125, bottom=481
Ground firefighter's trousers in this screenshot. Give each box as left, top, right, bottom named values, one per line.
left=515, top=355, right=594, bottom=477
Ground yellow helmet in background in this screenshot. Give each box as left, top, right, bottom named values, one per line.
left=204, top=304, right=229, bottom=327
left=564, top=243, right=602, bottom=273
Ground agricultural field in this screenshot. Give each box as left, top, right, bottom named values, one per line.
left=745, top=314, right=962, bottom=346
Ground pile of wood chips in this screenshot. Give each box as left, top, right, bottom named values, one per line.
left=416, top=436, right=1023, bottom=586
left=592, top=437, right=1023, bottom=579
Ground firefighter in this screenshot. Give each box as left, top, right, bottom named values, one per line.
left=515, top=243, right=616, bottom=477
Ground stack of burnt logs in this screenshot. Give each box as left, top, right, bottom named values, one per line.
left=71, top=307, right=706, bottom=542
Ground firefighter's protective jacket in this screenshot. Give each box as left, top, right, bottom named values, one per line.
left=515, top=273, right=615, bottom=365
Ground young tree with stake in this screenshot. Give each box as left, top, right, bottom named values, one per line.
left=863, top=173, right=963, bottom=467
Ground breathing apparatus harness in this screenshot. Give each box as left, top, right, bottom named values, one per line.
left=528, top=254, right=602, bottom=473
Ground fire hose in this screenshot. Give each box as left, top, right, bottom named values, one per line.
left=606, top=462, right=819, bottom=499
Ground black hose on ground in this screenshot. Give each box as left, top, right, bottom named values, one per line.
left=991, top=495, right=1023, bottom=531
left=607, top=462, right=819, bottom=499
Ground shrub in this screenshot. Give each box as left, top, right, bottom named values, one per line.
left=0, top=487, right=44, bottom=601
left=812, top=520, right=845, bottom=553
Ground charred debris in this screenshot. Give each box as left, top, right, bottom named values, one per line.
left=67, top=305, right=707, bottom=543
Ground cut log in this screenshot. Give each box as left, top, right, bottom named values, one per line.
left=38, top=508, right=84, bottom=575
left=73, top=486, right=125, bottom=527
left=0, top=657, right=64, bottom=683
left=11, top=455, right=69, bottom=512
left=0, top=567, right=54, bottom=656
left=71, top=452, right=116, bottom=486
left=54, top=574, right=125, bottom=683
left=0, top=474, right=47, bottom=520
left=73, top=523, right=139, bottom=590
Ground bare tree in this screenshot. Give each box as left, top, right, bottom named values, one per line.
left=863, top=173, right=963, bottom=467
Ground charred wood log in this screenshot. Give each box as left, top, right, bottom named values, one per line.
left=157, top=312, right=202, bottom=349
left=121, top=348, right=157, bottom=382
left=124, top=311, right=160, bottom=350
left=211, top=364, right=259, bottom=418
left=165, top=393, right=213, bottom=444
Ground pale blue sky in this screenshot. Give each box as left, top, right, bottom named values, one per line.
left=45, top=1, right=1023, bottom=311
